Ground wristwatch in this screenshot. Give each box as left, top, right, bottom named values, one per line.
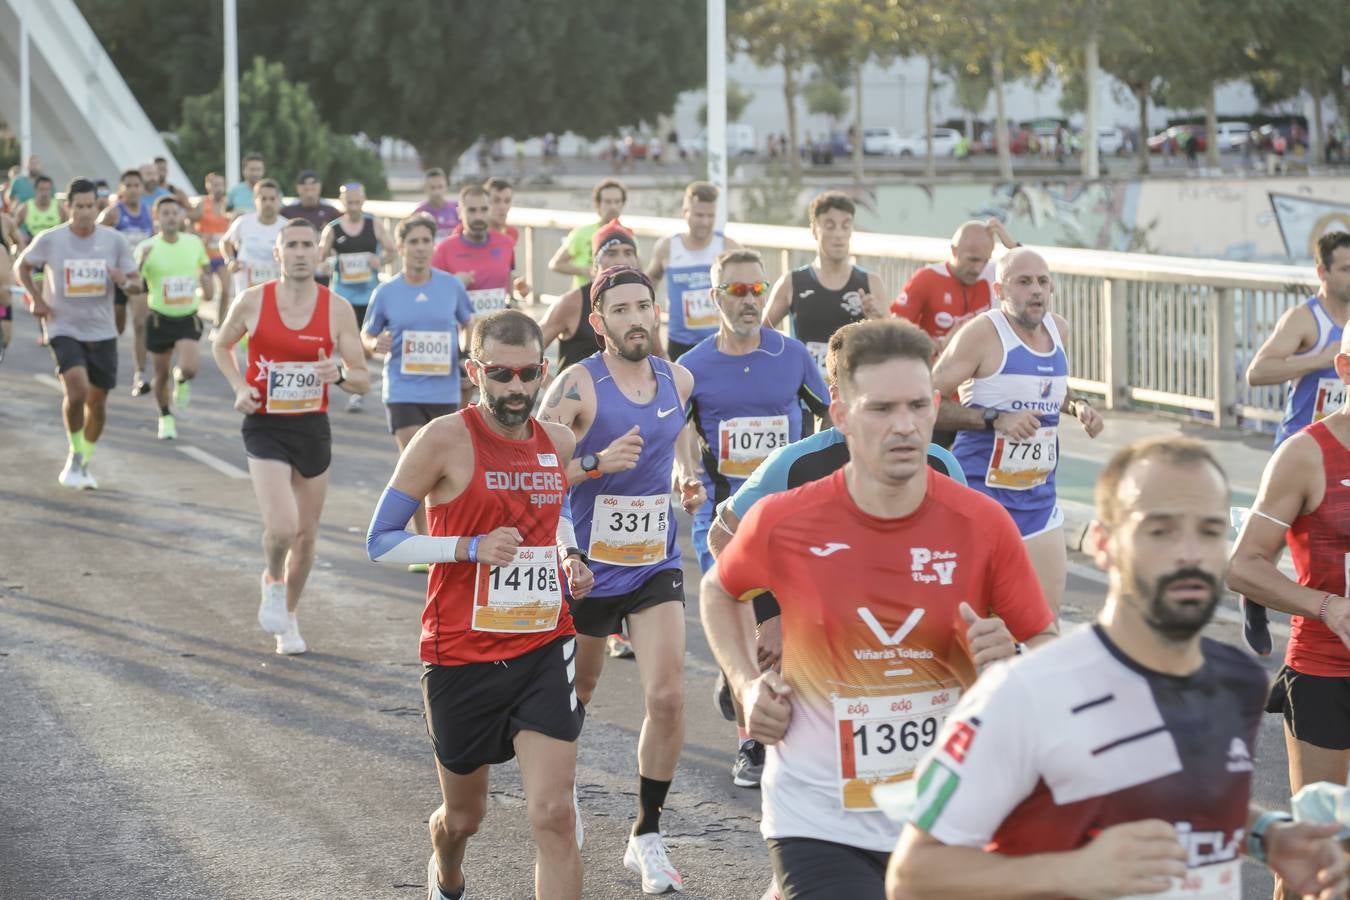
left=564, top=547, right=589, bottom=566
left=1247, top=810, right=1292, bottom=864
left=334, top=366, right=347, bottom=387
left=580, top=453, right=602, bottom=479
left=982, top=407, right=1000, bottom=430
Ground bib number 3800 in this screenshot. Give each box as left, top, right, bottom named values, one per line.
left=834, top=687, right=959, bottom=811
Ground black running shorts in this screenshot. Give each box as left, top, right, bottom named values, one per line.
left=767, top=837, right=889, bottom=900
left=385, top=401, right=456, bottom=435
left=241, top=411, right=332, bottom=479
left=421, top=635, right=584, bottom=775
left=49, top=336, right=118, bottom=390
left=1267, top=665, right=1350, bottom=750
left=146, top=312, right=203, bottom=354
left=568, top=567, right=685, bottom=638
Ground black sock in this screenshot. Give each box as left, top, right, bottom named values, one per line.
left=159, top=404, right=170, bottom=416
left=634, top=775, right=671, bottom=836
left=440, top=884, right=464, bottom=900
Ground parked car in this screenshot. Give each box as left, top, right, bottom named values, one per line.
left=895, top=127, right=961, bottom=158
left=679, top=123, right=758, bottom=158
left=1216, top=121, right=1251, bottom=152
left=972, top=126, right=1033, bottom=156
left=862, top=127, right=903, bottom=156
left=1096, top=126, right=1127, bottom=155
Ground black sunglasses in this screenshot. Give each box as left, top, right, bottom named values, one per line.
left=478, top=363, right=545, bottom=384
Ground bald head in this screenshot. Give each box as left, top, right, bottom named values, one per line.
left=949, top=221, right=996, bottom=285
left=995, top=248, right=1053, bottom=330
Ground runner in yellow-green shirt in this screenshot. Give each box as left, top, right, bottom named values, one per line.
left=137, top=195, right=213, bottom=439
left=547, top=178, right=626, bottom=288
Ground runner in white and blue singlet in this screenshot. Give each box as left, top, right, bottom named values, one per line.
left=932, top=248, right=1103, bottom=618
left=646, top=181, right=740, bottom=360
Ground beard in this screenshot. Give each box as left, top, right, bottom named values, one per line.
left=603, top=321, right=652, bottom=362
left=484, top=388, right=536, bottom=427
left=1133, top=566, right=1222, bottom=642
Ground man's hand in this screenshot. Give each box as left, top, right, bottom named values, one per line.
left=374, top=329, right=393, bottom=354
left=995, top=410, right=1042, bottom=441
left=234, top=383, right=261, bottom=414
left=30, top=297, right=50, bottom=319
left=513, top=276, right=531, bottom=298
left=1265, top=820, right=1348, bottom=900
left=1076, top=401, right=1105, bottom=438
left=959, top=602, right=1017, bottom=671
left=860, top=290, right=886, bottom=320
left=677, top=475, right=705, bottom=514
left=474, top=526, right=523, bottom=567
left=741, top=670, right=793, bottom=744
left=756, top=615, right=782, bottom=672
left=563, top=554, right=594, bottom=601
left=456, top=271, right=475, bottom=288
left=367, top=252, right=381, bottom=272
left=313, top=348, right=341, bottom=384
left=599, top=425, right=643, bottom=473
left=985, top=217, right=1018, bottom=249
left=1324, top=596, right=1350, bottom=653
left=227, top=258, right=242, bottom=274
left=1063, top=820, right=1188, bottom=900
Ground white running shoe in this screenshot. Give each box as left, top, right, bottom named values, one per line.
left=624, top=832, right=684, bottom=894
left=427, top=854, right=465, bottom=900
left=346, top=393, right=364, bottom=413
left=275, top=614, right=307, bottom=655
left=257, top=572, right=289, bottom=635
left=78, top=459, right=98, bottom=490
left=58, top=452, right=85, bottom=489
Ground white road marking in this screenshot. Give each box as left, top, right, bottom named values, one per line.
left=177, top=445, right=249, bottom=480
left=33, top=373, right=61, bottom=391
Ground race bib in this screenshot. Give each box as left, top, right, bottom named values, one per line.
left=682, top=288, right=719, bottom=330
left=1314, top=377, right=1345, bottom=422
left=337, top=252, right=372, bottom=284
left=468, top=287, right=508, bottom=314
left=1118, top=860, right=1239, bottom=900
left=986, top=426, right=1058, bottom=490
left=835, top=686, right=959, bottom=811
left=718, top=415, right=789, bottom=477
left=64, top=259, right=108, bottom=298
left=588, top=493, right=669, bottom=566
left=401, top=329, right=453, bottom=376
left=471, top=545, right=562, bottom=633
left=162, top=274, right=197, bottom=307
left=265, top=361, right=324, bottom=414
left=205, top=233, right=221, bottom=252
left=246, top=259, right=279, bottom=287
left=806, top=341, right=829, bottom=381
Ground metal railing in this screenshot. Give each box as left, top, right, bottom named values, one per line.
left=365, top=200, right=1320, bottom=431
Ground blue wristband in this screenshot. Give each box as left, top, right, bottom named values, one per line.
left=468, top=535, right=482, bottom=563
left=1247, top=810, right=1292, bottom=864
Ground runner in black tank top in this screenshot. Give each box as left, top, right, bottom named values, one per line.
left=788, top=264, right=869, bottom=435
left=557, top=280, right=601, bottom=370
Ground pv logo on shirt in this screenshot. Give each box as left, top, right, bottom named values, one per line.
left=911, top=547, right=957, bottom=584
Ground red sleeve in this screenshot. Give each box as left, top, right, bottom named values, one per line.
left=715, top=495, right=780, bottom=601
left=430, top=239, right=450, bottom=273
left=984, top=506, right=1054, bottom=639
left=891, top=268, right=928, bottom=322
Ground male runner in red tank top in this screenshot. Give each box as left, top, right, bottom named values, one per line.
left=365, top=309, right=594, bottom=900
left=1230, top=326, right=1350, bottom=900
left=211, top=217, right=370, bottom=655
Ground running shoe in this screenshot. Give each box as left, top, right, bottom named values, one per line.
left=275, top=614, right=307, bottom=655
left=257, top=572, right=289, bottom=635
left=732, top=740, right=765, bottom=788
left=58, top=452, right=85, bottom=489
left=624, top=832, right=684, bottom=894
left=427, top=853, right=466, bottom=900
left=157, top=414, right=177, bottom=441
left=1240, top=595, right=1273, bottom=657
left=78, top=459, right=98, bottom=490
left=574, top=783, right=584, bottom=849
left=713, top=670, right=736, bottom=721
left=607, top=632, right=635, bottom=659
left=347, top=393, right=364, bottom=413
left=131, top=373, right=151, bottom=397
left=174, top=378, right=191, bottom=409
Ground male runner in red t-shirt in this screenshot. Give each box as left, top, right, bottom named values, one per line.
left=701, top=318, right=1057, bottom=899
left=366, top=309, right=594, bottom=900
left=1230, top=325, right=1350, bottom=900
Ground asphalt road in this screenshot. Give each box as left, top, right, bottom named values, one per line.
left=0, top=310, right=1296, bottom=899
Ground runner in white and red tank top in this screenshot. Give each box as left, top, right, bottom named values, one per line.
left=1231, top=335, right=1350, bottom=899
left=211, top=217, right=370, bottom=655
left=366, top=309, right=594, bottom=900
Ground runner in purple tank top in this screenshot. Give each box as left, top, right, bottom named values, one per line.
left=537, top=265, right=704, bottom=894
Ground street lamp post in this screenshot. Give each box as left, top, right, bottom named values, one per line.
left=223, top=0, right=240, bottom=188
left=707, top=0, right=727, bottom=229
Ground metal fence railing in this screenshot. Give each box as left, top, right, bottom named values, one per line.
left=365, top=201, right=1320, bottom=432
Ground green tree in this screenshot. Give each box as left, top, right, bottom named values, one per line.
left=175, top=58, right=388, bottom=198
left=698, top=81, right=756, bottom=126
left=803, top=76, right=850, bottom=125
left=1247, top=0, right=1347, bottom=161
left=732, top=0, right=820, bottom=183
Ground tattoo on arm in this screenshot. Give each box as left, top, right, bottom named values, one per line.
left=538, top=376, right=572, bottom=423
left=564, top=383, right=581, bottom=402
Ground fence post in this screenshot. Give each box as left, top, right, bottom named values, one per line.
left=1101, top=277, right=1129, bottom=410
left=1211, top=286, right=1236, bottom=428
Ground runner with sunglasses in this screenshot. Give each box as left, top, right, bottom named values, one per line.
left=366, top=309, right=593, bottom=900
left=537, top=265, right=705, bottom=894
left=646, top=181, right=740, bottom=360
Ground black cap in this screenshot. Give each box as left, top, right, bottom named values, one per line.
left=296, top=169, right=320, bottom=184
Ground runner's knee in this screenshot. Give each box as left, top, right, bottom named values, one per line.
left=526, top=792, right=576, bottom=840
left=434, top=801, right=485, bottom=844
left=643, top=679, right=684, bottom=722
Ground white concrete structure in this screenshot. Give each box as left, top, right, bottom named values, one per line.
left=0, top=0, right=190, bottom=187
